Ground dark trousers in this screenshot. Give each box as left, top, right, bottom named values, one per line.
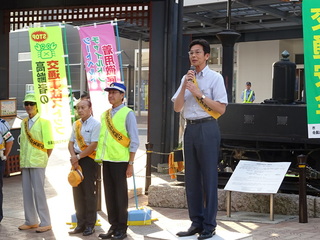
left=73, top=156, right=98, bottom=228
left=183, top=120, right=220, bottom=231
left=0, top=159, right=4, bottom=222
left=102, top=161, right=128, bottom=233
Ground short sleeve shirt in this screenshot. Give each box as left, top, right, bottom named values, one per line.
left=0, top=119, right=14, bottom=148
left=171, top=65, right=228, bottom=120
left=70, top=116, right=101, bottom=154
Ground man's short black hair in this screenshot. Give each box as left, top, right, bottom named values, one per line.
left=189, top=39, right=210, bottom=55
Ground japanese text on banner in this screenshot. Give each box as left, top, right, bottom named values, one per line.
left=29, top=26, right=71, bottom=147
left=78, top=24, right=122, bottom=119
left=303, top=2, right=320, bottom=138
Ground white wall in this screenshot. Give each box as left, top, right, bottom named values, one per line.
left=236, top=40, right=279, bottom=103
left=234, top=39, right=303, bottom=104
left=278, top=39, right=304, bottom=62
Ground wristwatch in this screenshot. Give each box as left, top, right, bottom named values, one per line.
left=128, top=161, right=134, bottom=165
left=200, top=95, right=206, bottom=100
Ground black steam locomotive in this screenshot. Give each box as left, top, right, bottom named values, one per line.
left=218, top=51, right=320, bottom=196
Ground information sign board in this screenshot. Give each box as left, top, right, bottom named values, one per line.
left=224, top=160, right=291, bottom=194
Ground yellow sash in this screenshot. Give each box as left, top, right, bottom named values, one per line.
left=23, top=118, right=47, bottom=153
left=105, top=109, right=130, bottom=148
left=191, top=77, right=221, bottom=119
left=75, top=120, right=96, bottom=159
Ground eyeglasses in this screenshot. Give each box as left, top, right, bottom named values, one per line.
left=24, top=102, right=36, bottom=106
left=188, top=50, right=204, bottom=56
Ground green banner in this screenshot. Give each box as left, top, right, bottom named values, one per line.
left=29, top=26, right=71, bottom=147
left=303, top=1, right=320, bottom=138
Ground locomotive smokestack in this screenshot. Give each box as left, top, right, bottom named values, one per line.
left=272, top=50, right=296, bottom=104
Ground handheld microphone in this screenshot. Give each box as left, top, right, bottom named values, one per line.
left=188, top=65, right=196, bottom=82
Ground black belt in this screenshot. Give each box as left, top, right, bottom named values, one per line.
left=186, top=117, right=215, bottom=125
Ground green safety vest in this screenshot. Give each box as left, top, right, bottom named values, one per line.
left=20, top=117, right=50, bottom=168
left=243, top=89, right=254, bottom=103
left=95, top=107, right=132, bottom=163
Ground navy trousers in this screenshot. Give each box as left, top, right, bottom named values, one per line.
left=183, top=120, right=220, bottom=232
left=73, top=156, right=98, bottom=228
left=102, top=161, right=128, bottom=233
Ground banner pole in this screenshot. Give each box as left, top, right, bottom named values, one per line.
left=114, top=20, right=125, bottom=83
left=62, top=22, right=75, bottom=123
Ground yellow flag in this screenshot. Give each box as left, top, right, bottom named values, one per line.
left=29, top=26, right=71, bottom=148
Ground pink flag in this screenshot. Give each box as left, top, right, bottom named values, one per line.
left=78, top=24, right=121, bottom=118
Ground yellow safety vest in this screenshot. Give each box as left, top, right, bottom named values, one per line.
left=95, top=107, right=132, bottom=163
left=20, top=117, right=50, bottom=168
left=243, top=89, right=254, bottom=103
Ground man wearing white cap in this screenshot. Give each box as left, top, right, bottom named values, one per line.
left=18, top=93, right=53, bottom=233
left=96, top=83, right=139, bottom=240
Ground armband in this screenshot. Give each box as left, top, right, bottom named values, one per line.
left=3, top=131, right=13, bottom=141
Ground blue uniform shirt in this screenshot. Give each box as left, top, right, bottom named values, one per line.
left=0, top=119, right=14, bottom=150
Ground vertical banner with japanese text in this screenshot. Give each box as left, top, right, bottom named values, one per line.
left=78, top=24, right=121, bottom=119
left=29, top=26, right=71, bottom=147
left=303, top=1, right=320, bottom=138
